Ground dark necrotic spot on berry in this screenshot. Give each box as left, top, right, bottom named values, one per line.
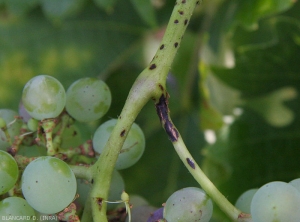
left=174, top=19, right=179, bottom=24
left=160, top=44, right=165, bottom=50
left=174, top=42, right=179, bottom=48
left=149, top=64, right=157, bottom=70
left=184, top=19, right=188, bottom=25
left=120, top=130, right=126, bottom=137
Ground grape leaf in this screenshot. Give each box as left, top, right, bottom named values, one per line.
left=93, top=0, right=118, bottom=13
left=206, top=0, right=295, bottom=55
left=130, top=0, right=157, bottom=27
left=0, top=0, right=39, bottom=17
left=211, top=18, right=300, bottom=96
left=40, top=0, right=85, bottom=19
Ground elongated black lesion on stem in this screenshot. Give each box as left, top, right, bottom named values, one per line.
left=155, top=94, right=179, bottom=142
left=186, top=158, right=195, bottom=169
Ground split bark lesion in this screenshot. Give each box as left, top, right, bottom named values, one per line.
left=155, top=93, right=179, bottom=142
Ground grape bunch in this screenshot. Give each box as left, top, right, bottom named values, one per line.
left=0, top=74, right=146, bottom=221
left=235, top=179, right=300, bottom=222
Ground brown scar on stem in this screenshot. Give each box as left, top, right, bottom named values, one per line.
left=158, top=84, right=164, bottom=91
left=155, top=94, right=179, bottom=142
left=120, top=130, right=126, bottom=137
left=149, top=64, right=157, bottom=70
left=96, top=197, right=103, bottom=211
left=238, top=212, right=251, bottom=218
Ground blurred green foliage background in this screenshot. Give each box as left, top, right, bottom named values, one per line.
left=1, top=0, right=300, bottom=220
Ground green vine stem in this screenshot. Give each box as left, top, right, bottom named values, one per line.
left=41, top=119, right=57, bottom=156
left=70, top=164, right=92, bottom=181
left=155, top=94, right=252, bottom=222
left=86, top=0, right=248, bottom=221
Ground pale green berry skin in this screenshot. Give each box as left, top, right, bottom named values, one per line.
left=0, top=109, right=23, bottom=151
left=235, top=188, right=258, bottom=214
left=163, top=187, right=213, bottom=222
left=22, top=75, right=66, bottom=120
left=21, top=156, right=76, bottom=214
left=251, top=181, right=300, bottom=222
left=0, top=150, right=19, bottom=195
left=0, top=197, right=36, bottom=221
left=66, top=78, right=112, bottom=122
left=289, top=178, right=300, bottom=192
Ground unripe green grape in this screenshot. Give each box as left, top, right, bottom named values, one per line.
left=21, top=156, right=77, bottom=214
left=251, top=181, right=300, bottom=222
left=163, top=187, right=213, bottom=222
left=0, top=150, right=19, bottom=195
left=289, top=178, right=300, bottom=192
left=59, top=124, right=82, bottom=150
left=66, top=78, right=112, bottom=122
left=0, top=197, right=36, bottom=222
left=92, top=119, right=145, bottom=170
left=27, top=118, right=39, bottom=132
left=22, top=75, right=66, bottom=120
left=235, top=188, right=258, bottom=214
left=0, top=109, right=23, bottom=151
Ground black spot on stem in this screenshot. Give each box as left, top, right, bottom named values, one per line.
left=186, top=158, right=195, bottom=169
left=96, top=197, right=103, bottom=210
left=120, top=130, right=126, bottom=137
left=160, top=44, right=165, bottom=50
left=149, top=64, right=157, bottom=70
left=174, top=19, right=179, bottom=24
left=174, top=42, right=179, bottom=48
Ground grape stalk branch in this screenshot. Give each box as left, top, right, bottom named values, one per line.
left=85, top=0, right=251, bottom=221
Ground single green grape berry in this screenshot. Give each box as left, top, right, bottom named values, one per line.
left=163, top=187, right=213, bottom=222
left=0, top=197, right=36, bottom=221
left=66, top=77, right=112, bottom=122
left=22, top=75, right=66, bottom=120
left=251, top=181, right=300, bottom=222
left=0, top=150, right=19, bottom=195
left=21, top=156, right=76, bottom=214
left=27, top=118, right=39, bottom=132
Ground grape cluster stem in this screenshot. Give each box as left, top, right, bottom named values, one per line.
left=86, top=0, right=252, bottom=221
